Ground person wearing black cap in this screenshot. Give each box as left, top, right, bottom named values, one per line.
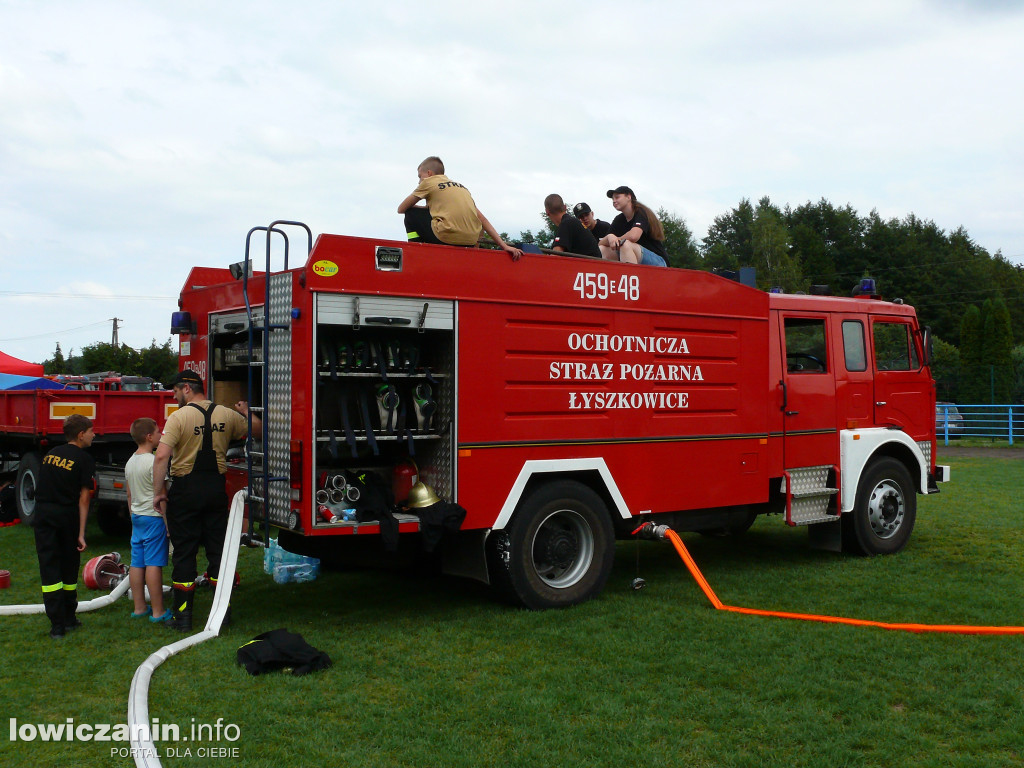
left=572, top=202, right=613, bottom=242
left=599, top=186, right=668, bottom=267
left=152, top=370, right=260, bottom=632
left=546, top=194, right=601, bottom=258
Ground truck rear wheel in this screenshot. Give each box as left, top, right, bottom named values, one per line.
left=97, top=503, right=132, bottom=537
left=15, top=452, right=42, bottom=525
left=844, top=457, right=916, bottom=555
left=490, top=480, right=615, bottom=610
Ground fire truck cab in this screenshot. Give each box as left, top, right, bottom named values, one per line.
left=173, top=224, right=947, bottom=609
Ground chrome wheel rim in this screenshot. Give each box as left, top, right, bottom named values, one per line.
left=867, top=479, right=904, bottom=539
left=530, top=509, right=594, bottom=589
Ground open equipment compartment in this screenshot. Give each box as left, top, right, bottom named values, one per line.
left=311, top=293, right=455, bottom=529
left=208, top=308, right=265, bottom=412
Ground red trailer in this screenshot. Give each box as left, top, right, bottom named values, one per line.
left=0, top=386, right=177, bottom=533
left=173, top=224, right=948, bottom=608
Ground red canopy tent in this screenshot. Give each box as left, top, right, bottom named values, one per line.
left=0, top=350, right=44, bottom=376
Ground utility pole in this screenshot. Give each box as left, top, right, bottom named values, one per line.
left=111, top=317, right=120, bottom=347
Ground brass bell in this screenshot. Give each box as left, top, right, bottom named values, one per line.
left=406, top=482, right=441, bottom=508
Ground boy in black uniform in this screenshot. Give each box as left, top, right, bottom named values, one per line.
left=545, top=194, right=601, bottom=258
left=572, top=202, right=613, bottom=242
left=34, top=414, right=96, bottom=639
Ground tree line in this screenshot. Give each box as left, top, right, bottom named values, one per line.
left=44, top=339, right=179, bottom=386
left=40, top=197, right=1024, bottom=403
left=511, top=195, right=1024, bottom=403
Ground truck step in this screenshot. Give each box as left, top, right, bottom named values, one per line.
left=788, top=489, right=839, bottom=525
left=783, top=466, right=838, bottom=526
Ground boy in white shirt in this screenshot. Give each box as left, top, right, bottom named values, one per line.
left=125, top=417, right=170, bottom=623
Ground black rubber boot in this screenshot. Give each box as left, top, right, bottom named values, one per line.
left=169, top=587, right=194, bottom=633
left=63, top=589, right=82, bottom=631
left=43, top=593, right=65, bottom=638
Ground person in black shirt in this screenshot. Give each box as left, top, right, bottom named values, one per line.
left=599, top=186, right=668, bottom=267
left=545, top=194, right=601, bottom=258
left=34, top=414, right=96, bottom=638
left=572, top=202, right=613, bottom=241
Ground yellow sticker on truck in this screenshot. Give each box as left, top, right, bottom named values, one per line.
left=312, top=260, right=339, bottom=277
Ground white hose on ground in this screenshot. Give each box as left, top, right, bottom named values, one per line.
left=0, top=564, right=132, bottom=615
left=127, top=490, right=247, bottom=768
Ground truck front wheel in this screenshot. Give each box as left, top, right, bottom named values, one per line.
left=844, top=457, right=916, bottom=555
left=491, top=480, right=615, bottom=610
left=15, top=452, right=42, bottom=525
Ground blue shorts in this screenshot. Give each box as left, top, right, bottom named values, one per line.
left=131, top=514, right=169, bottom=568
left=639, top=246, right=667, bottom=267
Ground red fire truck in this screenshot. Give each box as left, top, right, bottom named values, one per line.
left=172, top=222, right=948, bottom=608
left=0, top=385, right=177, bottom=532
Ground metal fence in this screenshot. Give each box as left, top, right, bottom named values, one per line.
left=937, top=403, right=1024, bottom=446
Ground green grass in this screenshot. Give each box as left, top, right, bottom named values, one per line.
left=940, top=437, right=1023, bottom=449
left=2, top=456, right=1024, bottom=767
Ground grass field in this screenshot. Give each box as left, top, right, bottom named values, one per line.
left=2, top=454, right=1023, bottom=768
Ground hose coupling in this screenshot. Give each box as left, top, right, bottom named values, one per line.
left=631, top=522, right=671, bottom=540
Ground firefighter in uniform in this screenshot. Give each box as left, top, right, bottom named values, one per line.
left=153, top=370, right=259, bottom=632
left=34, top=414, right=96, bottom=638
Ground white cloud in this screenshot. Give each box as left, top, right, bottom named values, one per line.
left=1, top=0, right=1022, bottom=364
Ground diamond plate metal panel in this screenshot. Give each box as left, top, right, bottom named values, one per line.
left=785, top=465, right=831, bottom=494
left=267, top=273, right=292, bottom=526
left=785, top=465, right=838, bottom=525
left=917, top=440, right=932, bottom=468
left=790, top=495, right=833, bottom=525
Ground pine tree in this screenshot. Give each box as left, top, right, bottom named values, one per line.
left=982, top=297, right=1014, bottom=403
left=959, top=305, right=984, bottom=403
left=45, top=342, right=66, bottom=375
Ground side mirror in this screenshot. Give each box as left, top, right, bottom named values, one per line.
left=919, top=326, right=933, bottom=368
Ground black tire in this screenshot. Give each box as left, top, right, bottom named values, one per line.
left=15, top=452, right=42, bottom=526
left=96, top=503, right=132, bottom=537
left=843, top=457, right=916, bottom=555
left=489, top=480, right=615, bottom=610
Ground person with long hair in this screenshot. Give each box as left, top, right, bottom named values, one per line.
left=598, top=186, right=668, bottom=267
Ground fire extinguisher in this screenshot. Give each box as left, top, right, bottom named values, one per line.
left=392, top=459, right=419, bottom=505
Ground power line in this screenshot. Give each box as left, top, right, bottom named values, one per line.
left=0, top=290, right=176, bottom=300
left=0, top=319, right=115, bottom=343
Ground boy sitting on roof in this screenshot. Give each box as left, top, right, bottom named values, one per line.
left=397, top=156, right=522, bottom=261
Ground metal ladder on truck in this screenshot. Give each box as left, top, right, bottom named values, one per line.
left=241, top=220, right=312, bottom=543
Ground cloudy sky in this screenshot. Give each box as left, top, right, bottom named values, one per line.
left=1, top=0, right=1022, bottom=366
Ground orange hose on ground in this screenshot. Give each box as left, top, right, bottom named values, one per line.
left=663, top=529, right=1024, bottom=636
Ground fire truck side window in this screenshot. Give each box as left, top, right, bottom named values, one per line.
left=784, top=318, right=828, bottom=373
left=872, top=321, right=919, bottom=371
left=842, top=320, right=867, bottom=372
